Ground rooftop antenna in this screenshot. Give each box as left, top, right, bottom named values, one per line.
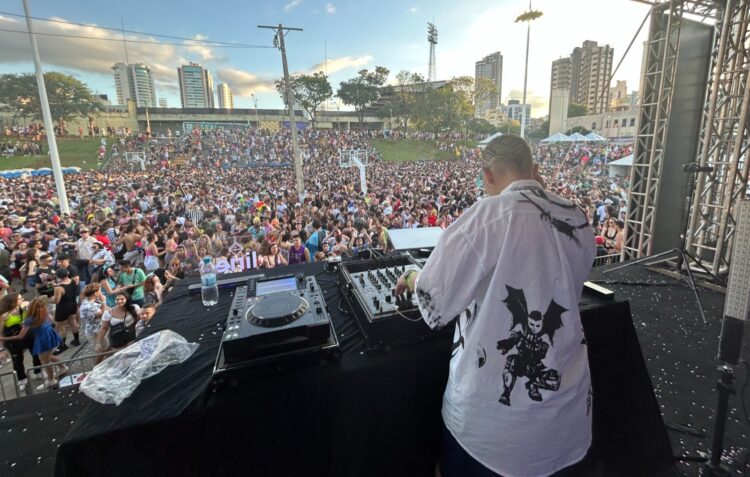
left=120, top=18, right=129, bottom=63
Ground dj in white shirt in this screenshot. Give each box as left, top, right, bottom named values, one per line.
left=397, top=135, right=595, bottom=477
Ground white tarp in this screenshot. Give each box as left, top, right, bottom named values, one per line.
left=540, top=132, right=572, bottom=143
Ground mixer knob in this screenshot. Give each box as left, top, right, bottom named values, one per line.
left=385, top=295, right=392, bottom=303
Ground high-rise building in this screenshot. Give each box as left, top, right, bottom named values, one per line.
left=549, top=57, right=572, bottom=122
left=217, top=83, right=234, bottom=109
left=158, top=98, right=168, bottom=108
left=570, top=40, right=613, bottom=114
left=609, top=80, right=628, bottom=110
left=474, top=52, right=503, bottom=118
left=177, top=62, right=215, bottom=108
left=506, top=100, right=531, bottom=128
left=112, top=62, right=157, bottom=107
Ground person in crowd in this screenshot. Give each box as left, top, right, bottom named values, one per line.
left=79, top=284, right=107, bottom=363
left=142, top=233, right=162, bottom=273
left=74, top=227, right=97, bottom=285
left=395, top=135, right=595, bottom=477
left=599, top=217, right=623, bottom=255
left=117, top=260, right=147, bottom=307
left=96, top=291, right=140, bottom=352
left=259, top=242, right=288, bottom=269
left=97, top=264, right=122, bottom=308
left=287, top=233, right=310, bottom=265
left=34, top=253, right=56, bottom=298
left=0, top=296, right=65, bottom=390
left=0, top=292, right=41, bottom=388
left=142, top=274, right=163, bottom=306
left=135, top=303, right=156, bottom=337
left=21, top=248, right=40, bottom=295
left=51, top=268, right=81, bottom=353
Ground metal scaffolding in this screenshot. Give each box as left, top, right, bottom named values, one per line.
left=686, top=0, right=750, bottom=276
left=624, top=0, right=684, bottom=259
left=625, top=0, right=750, bottom=277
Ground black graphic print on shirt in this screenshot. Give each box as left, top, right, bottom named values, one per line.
left=496, top=285, right=566, bottom=406
left=451, top=302, right=479, bottom=358
left=518, top=191, right=590, bottom=247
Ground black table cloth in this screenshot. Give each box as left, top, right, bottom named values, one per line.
left=55, top=262, right=673, bottom=476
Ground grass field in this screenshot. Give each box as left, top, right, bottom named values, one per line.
left=371, top=139, right=456, bottom=162
left=0, top=137, right=103, bottom=171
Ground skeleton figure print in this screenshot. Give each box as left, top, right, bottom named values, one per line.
left=496, top=285, right=566, bottom=406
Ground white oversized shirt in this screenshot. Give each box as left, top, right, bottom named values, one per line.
left=415, top=180, right=596, bottom=477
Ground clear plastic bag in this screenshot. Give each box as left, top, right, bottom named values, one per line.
left=80, top=330, right=199, bottom=405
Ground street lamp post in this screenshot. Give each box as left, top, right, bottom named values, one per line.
left=251, top=93, right=260, bottom=127
left=515, top=2, right=543, bottom=140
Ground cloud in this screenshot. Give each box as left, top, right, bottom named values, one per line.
left=505, top=89, right=548, bottom=113
left=216, top=68, right=277, bottom=96
left=0, top=15, right=224, bottom=93
left=219, top=54, right=373, bottom=98
left=283, top=0, right=302, bottom=12
left=184, top=34, right=226, bottom=62
left=325, top=2, right=336, bottom=14
left=307, top=55, right=373, bottom=75
left=407, top=7, right=418, bottom=13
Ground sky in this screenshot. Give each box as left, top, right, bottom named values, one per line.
left=0, top=0, right=653, bottom=117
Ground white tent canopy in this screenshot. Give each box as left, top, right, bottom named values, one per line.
left=585, top=132, right=607, bottom=142
left=540, top=132, right=572, bottom=143
left=607, top=154, right=633, bottom=178
left=477, top=132, right=503, bottom=149
left=568, top=132, right=588, bottom=142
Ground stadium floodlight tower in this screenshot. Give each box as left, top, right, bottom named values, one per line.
left=339, top=149, right=369, bottom=195
left=427, top=22, right=438, bottom=82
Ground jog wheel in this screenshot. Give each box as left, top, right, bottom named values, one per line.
left=246, top=294, right=309, bottom=328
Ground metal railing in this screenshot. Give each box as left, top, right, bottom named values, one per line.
left=594, top=253, right=623, bottom=267
left=20, top=349, right=116, bottom=398
left=0, top=369, right=21, bottom=401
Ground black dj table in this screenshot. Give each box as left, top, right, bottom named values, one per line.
left=55, top=261, right=673, bottom=477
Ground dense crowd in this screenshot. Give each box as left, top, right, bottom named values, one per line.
left=0, top=127, right=630, bottom=390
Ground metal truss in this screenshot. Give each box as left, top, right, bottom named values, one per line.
left=633, top=0, right=719, bottom=19
left=686, top=0, right=750, bottom=276
left=624, top=0, right=685, bottom=259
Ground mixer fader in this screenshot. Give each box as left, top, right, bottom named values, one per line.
left=339, top=255, right=435, bottom=349
left=348, top=263, right=422, bottom=319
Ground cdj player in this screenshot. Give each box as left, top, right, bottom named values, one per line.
left=220, top=273, right=336, bottom=363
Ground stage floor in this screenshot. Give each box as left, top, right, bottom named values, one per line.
left=588, top=264, right=749, bottom=476
left=0, top=262, right=748, bottom=477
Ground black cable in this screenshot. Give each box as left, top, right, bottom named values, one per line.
left=0, top=10, right=273, bottom=48
left=0, top=27, right=271, bottom=47
left=337, top=297, right=350, bottom=315
left=742, top=361, right=750, bottom=429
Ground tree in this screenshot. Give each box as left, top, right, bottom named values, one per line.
left=274, top=71, right=332, bottom=128
left=500, top=119, right=522, bottom=136
left=0, top=72, right=100, bottom=126
left=467, top=118, right=498, bottom=135
left=337, top=66, right=390, bottom=124
left=388, top=70, right=426, bottom=130
left=568, top=102, right=588, bottom=118
left=528, top=119, right=550, bottom=139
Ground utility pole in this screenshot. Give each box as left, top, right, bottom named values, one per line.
left=23, top=0, right=70, bottom=215
left=258, top=24, right=304, bottom=202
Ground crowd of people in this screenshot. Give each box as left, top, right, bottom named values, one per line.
left=0, top=127, right=630, bottom=391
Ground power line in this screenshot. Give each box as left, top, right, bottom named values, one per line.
left=0, top=27, right=271, bottom=48
left=0, top=10, right=272, bottom=48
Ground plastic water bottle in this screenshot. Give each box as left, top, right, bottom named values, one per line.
left=200, top=256, right=219, bottom=306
